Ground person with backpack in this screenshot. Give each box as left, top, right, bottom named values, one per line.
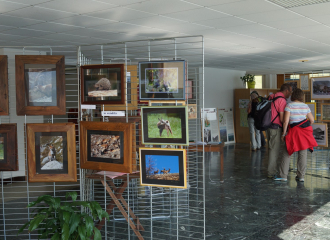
left=274, top=88, right=317, bottom=182
left=247, top=91, right=262, bottom=151
left=266, top=83, right=292, bottom=178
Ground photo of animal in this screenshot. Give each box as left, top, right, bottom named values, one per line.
left=145, top=154, right=179, bottom=181
left=40, top=136, right=63, bottom=170
left=90, top=134, right=122, bottom=162
left=313, top=80, right=330, bottom=95
left=188, top=105, right=197, bottom=119
left=145, top=68, right=179, bottom=93
left=0, top=136, right=4, bottom=160
left=87, top=77, right=118, bottom=98
left=147, top=113, right=182, bottom=139
left=312, top=123, right=327, bottom=147
left=27, top=68, right=56, bottom=103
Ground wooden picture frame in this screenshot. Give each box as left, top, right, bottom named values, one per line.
left=148, top=100, right=186, bottom=106
left=80, top=121, right=134, bottom=173
left=139, top=147, right=187, bottom=189
left=300, top=74, right=310, bottom=92
left=311, top=76, right=330, bottom=100
left=27, top=123, right=76, bottom=182
left=312, top=123, right=328, bottom=147
left=0, top=56, right=9, bottom=115
left=306, top=102, right=316, bottom=121
left=321, top=103, right=330, bottom=122
left=141, top=106, right=189, bottom=145
left=139, top=60, right=186, bottom=100
left=0, top=124, right=18, bottom=171
left=188, top=104, right=197, bottom=119
left=104, top=65, right=138, bottom=110
left=80, top=64, right=125, bottom=105
left=186, top=80, right=193, bottom=99
left=15, top=55, right=66, bottom=116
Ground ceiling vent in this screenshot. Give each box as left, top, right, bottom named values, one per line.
left=268, top=0, right=330, bottom=8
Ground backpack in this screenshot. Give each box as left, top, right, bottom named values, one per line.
left=254, top=95, right=284, bottom=131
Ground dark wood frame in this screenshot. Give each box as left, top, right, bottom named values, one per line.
left=139, top=60, right=186, bottom=100
left=0, top=124, right=18, bottom=171
left=80, top=64, right=125, bottom=105
left=0, top=56, right=9, bottom=115
left=141, top=106, right=189, bottom=145
left=15, top=55, right=66, bottom=116
left=27, top=123, right=77, bottom=182
left=80, top=121, right=133, bottom=173
left=139, top=147, right=187, bottom=189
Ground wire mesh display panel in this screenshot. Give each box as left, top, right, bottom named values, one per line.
left=0, top=35, right=206, bottom=239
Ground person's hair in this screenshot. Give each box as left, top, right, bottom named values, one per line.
left=280, top=83, right=292, bottom=92
left=291, top=88, right=304, bottom=102
left=250, top=90, right=259, bottom=96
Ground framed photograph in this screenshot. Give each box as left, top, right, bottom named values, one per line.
left=141, top=106, right=189, bottom=145
left=311, top=76, right=330, bottom=100
left=80, top=121, right=134, bottom=173
left=15, top=55, right=66, bottom=116
left=139, top=148, right=187, bottom=189
left=300, top=74, right=310, bottom=92
left=286, top=80, right=300, bottom=92
left=104, top=65, right=138, bottom=110
left=186, top=80, right=193, bottom=99
left=139, top=60, right=186, bottom=100
left=148, top=100, right=186, bottom=106
left=0, top=124, right=18, bottom=171
left=321, top=103, right=330, bottom=122
left=26, top=123, right=76, bottom=182
left=188, top=104, right=197, bottom=119
left=312, top=123, right=328, bottom=147
left=306, top=102, right=316, bottom=121
left=81, top=64, right=125, bottom=105
left=0, top=56, right=9, bottom=115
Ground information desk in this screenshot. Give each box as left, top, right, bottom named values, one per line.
left=86, top=171, right=144, bottom=240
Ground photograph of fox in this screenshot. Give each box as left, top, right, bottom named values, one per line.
left=147, top=113, right=182, bottom=138
left=145, top=154, right=180, bottom=181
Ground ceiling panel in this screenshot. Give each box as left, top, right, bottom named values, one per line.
left=0, top=14, right=44, bottom=27
left=219, top=23, right=275, bottom=34
left=0, top=1, right=28, bottom=13
left=308, top=14, right=330, bottom=25
left=6, top=6, right=77, bottom=21
left=90, top=0, right=150, bottom=6
left=0, top=25, right=14, bottom=31
left=179, top=0, right=246, bottom=7
left=240, top=10, right=301, bottom=23
left=51, top=15, right=116, bottom=27
left=163, top=8, right=229, bottom=22
left=194, top=16, right=253, bottom=28
left=1, top=27, right=51, bottom=37
left=264, top=17, right=320, bottom=30
left=290, top=2, right=330, bottom=17
left=0, top=0, right=56, bottom=5
left=86, top=7, right=155, bottom=22
left=125, top=0, right=200, bottom=15
left=210, top=0, right=282, bottom=15
left=36, top=0, right=117, bottom=14
left=25, top=22, right=83, bottom=33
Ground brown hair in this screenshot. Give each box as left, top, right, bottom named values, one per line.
left=291, top=88, right=304, bottom=102
left=280, top=83, right=292, bottom=92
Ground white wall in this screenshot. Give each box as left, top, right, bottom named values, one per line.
left=200, top=67, right=246, bottom=109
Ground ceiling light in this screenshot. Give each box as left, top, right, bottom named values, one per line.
left=299, top=60, right=309, bottom=62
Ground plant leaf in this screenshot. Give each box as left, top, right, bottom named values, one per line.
left=51, top=232, right=60, bottom=240
left=69, top=213, right=81, bottom=235
left=28, top=195, right=53, bottom=208
left=28, top=215, right=46, bottom=232
left=59, top=206, right=75, bottom=213
left=93, top=227, right=102, bottom=240
left=84, top=215, right=94, bottom=236
left=78, top=225, right=86, bottom=240
left=17, top=222, right=29, bottom=234
left=53, top=197, right=61, bottom=209
left=90, top=201, right=103, bottom=220
left=65, top=191, right=77, bottom=202
left=70, top=201, right=90, bottom=208
left=61, top=222, right=69, bottom=240
left=62, top=211, right=71, bottom=224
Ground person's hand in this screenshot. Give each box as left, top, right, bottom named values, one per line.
left=281, top=135, right=285, bottom=142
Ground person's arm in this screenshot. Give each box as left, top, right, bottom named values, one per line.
left=247, top=101, right=252, bottom=114
left=279, top=112, right=284, bottom=123
left=307, top=112, right=314, bottom=124
left=281, top=111, right=290, bottom=142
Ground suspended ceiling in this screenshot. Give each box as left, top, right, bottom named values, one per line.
left=1, top=0, right=330, bottom=74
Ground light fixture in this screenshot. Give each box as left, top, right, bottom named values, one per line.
left=299, top=60, right=309, bottom=62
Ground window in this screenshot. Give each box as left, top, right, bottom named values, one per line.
left=246, top=75, right=262, bottom=89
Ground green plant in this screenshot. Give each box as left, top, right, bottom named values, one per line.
left=18, top=192, right=109, bottom=240
left=240, top=74, right=255, bottom=83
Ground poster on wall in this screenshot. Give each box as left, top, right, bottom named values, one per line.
left=201, top=108, right=220, bottom=144
left=239, top=99, right=249, bottom=109
left=240, top=109, right=248, bottom=127
left=218, top=108, right=235, bottom=144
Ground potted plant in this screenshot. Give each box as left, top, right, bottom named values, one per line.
left=240, top=74, right=255, bottom=88
left=18, top=191, right=109, bottom=240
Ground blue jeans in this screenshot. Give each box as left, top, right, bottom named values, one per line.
left=248, top=118, right=261, bottom=149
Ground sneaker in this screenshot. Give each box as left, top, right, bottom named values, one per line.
left=274, top=177, right=287, bottom=182
left=295, top=176, right=304, bottom=182
left=251, top=148, right=256, bottom=151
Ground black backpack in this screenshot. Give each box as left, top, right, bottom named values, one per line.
left=254, top=95, right=284, bottom=131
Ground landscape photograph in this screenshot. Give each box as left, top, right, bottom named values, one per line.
left=145, top=154, right=180, bottom=182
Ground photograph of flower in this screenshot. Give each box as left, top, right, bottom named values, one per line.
left=26, top=67, right=56, bottom=106
left=139, top=148, right=187, bottom=188
left=312, top=123, right=327, bottom=147
left=141, top=106, right=188, bottom=145
left=311, top=77, right=330, bottom=100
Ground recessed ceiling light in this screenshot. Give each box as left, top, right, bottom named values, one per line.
left=299, top=60, right=308, bottom=62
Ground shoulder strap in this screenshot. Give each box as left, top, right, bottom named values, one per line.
left=271, top=95, right=285, bottom=123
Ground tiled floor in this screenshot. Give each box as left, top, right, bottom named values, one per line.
left=205, top=144, right=330, bottom=240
